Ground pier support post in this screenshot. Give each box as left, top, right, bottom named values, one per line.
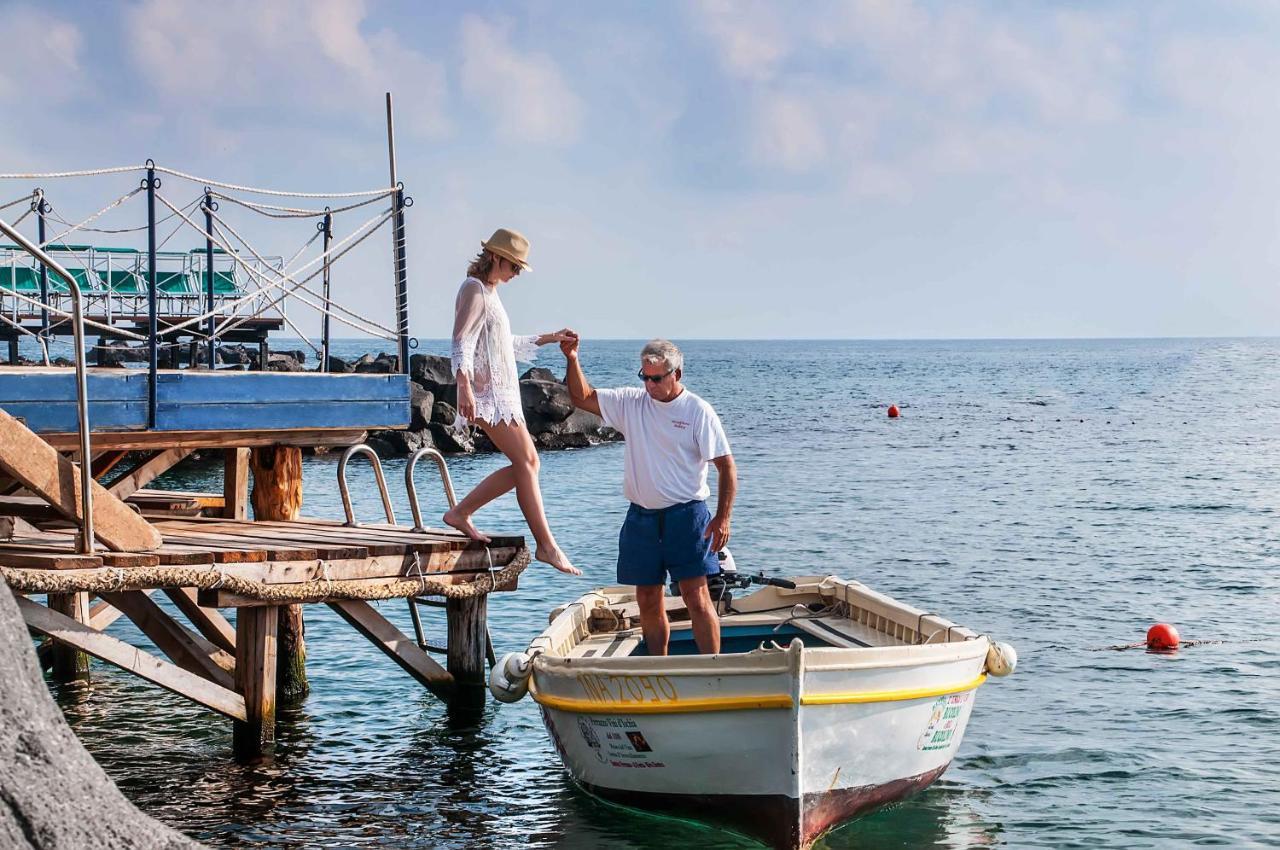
left=250, top=444, right=308, bottom=702
left=223, top=447, right=249, bottom=521
left=233, top=605, right=278, bottom=761
left=446, top=594, right=488, bottom=715
left=47, top=592, right=91, bottom=687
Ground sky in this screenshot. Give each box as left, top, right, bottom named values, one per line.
left=2, top=0, right=1279, bottom=341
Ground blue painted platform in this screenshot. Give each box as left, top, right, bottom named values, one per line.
left=0, top=368, right=409, bottom=433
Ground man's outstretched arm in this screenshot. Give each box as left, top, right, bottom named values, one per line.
left=561, top=335, right=602, bottom=416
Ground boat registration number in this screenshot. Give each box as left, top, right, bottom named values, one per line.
left=577, top=673, right=679, bottom=705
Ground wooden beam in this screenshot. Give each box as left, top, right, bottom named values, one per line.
left=107, top=447, right=193, bottom=501
left=223, top=448, right=250, bottom=521
left=250, top=444, right=308, bottom=702
left=91, top=450, right=130, bottom=481
left=18, top=595, right=246, bottom=721
left=47, top=592, right=92, bottom=686
left=328, top=599, right=453, bottom=700
left=98, top=591, right=235, bottom=689
left=233, top=606, right=278, bottom=759
left=162, top=587, right=236, bottom=654
left=446, top=594, right=489, bottom=714
left=0, top=408, right=163, bottom=551
left=42, top=428, right=368, bottom=452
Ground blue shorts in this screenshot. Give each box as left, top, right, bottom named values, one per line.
left=617, top=500, right=720, bottom=587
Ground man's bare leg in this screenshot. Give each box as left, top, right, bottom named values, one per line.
left=635, top=585, right=670, bottom=656
left=678, top=576, right=721, bottom=655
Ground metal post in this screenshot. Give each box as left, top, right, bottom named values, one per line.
left=385, top=93, right=410, bottom=374
left=145, top=161, right=158, bottom=427
left=204, top=188, right=216, bottom=369
left=35, top=190, right=49, bottom=343
left=320, top=209, right=332, bottom=373
left=0, top=218, right=94, bottom=553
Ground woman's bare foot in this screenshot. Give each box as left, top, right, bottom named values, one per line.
left=536, top=545, right=581, bottom=576
left=443, top=508, right=491, bottom=543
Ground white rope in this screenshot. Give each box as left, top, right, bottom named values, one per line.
left=211, top=191, right=391, bottom=219
left=210, top=213, right=398, bottom=341
left=151, top=192, right=394, bottom=339
left=154, top=165, right=393, bottom=199
left=210, top=207, right=399, bottom=338
left=47, top=192, right=199, bottom=235
left=41, top=186, right=144, bottom=251
left=0, top=165, right=144, bottom=179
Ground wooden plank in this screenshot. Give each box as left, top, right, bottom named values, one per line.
left=41, top=428, right=369, bottom=452
left=88, top=589, right=156, bottom=631
left=327, top=599, right=453, bottom=699
left=233, top=606, right=278, bottom=758
left=0, top=408, right=162, bottom=551
left=0, top=537, right=158, bottom=567
left=0, top=549, right=102, bottom=569
left=162, top=587, right=236, bottom=654
left=99, top=591, right=236, bottom=689
left=139, top=488, right=225, bottom=509
left=107, top=448, right=193, bottom=501
left=223, top=448, right=250, bottom=521
left=18, top=595, right=246, bottom=721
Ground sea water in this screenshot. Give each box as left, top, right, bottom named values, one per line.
left=53, top=338, right=1280, bottom=848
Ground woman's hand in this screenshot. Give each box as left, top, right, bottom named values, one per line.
left=456, top=378, right=476, bottom=422
left=536, top=328, right=578, bottom=346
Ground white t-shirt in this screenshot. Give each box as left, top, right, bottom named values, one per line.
left=596, top=386, right=731, bottom=510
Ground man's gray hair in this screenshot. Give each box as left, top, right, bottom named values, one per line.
left=640, top=339, right=683, bottom=373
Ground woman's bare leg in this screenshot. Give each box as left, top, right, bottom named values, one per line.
left=477, top=419, right=580, bottom=575
left=443, top=460, right=516, bottom=542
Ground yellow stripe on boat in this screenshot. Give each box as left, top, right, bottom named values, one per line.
left=800, top=673, right=987, bottom=706
left=529, top=674, right=985, bottom=715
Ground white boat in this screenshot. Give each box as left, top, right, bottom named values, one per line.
left=491, top=570, right=1017, bottom=850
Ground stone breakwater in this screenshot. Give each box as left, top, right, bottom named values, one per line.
left=370, top=354, right=622, bottom=457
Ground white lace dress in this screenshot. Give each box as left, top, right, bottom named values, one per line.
left=450, top=277, right=539, bottom=428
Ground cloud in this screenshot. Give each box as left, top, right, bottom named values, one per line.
left=456, top=15, right=584, bottom=146
left=693, top=0, right=789, bottom=82
left=123, top=0, right=448, bottom=138
left=0, top=5, right=84, bottom=103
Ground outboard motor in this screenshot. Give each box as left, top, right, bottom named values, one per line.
left=671, top=548, right=738, bottom=609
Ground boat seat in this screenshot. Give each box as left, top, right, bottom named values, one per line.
left=792, top=616, right=902, bottom=648
left=573, top=630, right=643, bottom=659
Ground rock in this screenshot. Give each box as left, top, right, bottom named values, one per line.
left=363, top=434, right=399, bottom=458
left=535, top=431, right=593, bottom=450
left=520, top=366, right=558, bottom=382
left=520, top=379, right=574, bottom=427
left=98, top=342, right=148, bottom=367
left=354, top=352, right=398, bottom=374
left=411, top=353, right=454, bottom=386
left=0, top=582, right=205, bottom=848
left=326, top=355, right=354, bottom=373
left=428, top=422, right=474, bottom=454
left=409, top=384, right=435, bottom=431
left=217, top=344, right=255, bottom=367
left=267, top=352, right=303, bottom=372
left=432, top=400, right=458, bottom=426
left=371, top=428, right=424, bottom=454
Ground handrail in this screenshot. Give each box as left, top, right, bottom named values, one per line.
left=336, top=444, right=395, bottom=526
left=405, top=447, right=457, bottom=532
left=0, top=216, right=94, bottom=553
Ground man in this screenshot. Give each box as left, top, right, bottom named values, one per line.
left=562, top=336, right=736, bottom=655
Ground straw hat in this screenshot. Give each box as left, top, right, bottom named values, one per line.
left=481, top=227, right=533, bottom=272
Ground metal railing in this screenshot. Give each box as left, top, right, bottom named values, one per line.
left=0, top=217, right=94, bottom=553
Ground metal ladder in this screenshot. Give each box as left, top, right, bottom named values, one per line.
left=337, top=445, right=495, bottom=662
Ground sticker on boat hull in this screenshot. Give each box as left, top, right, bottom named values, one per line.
left=917, top=692, right=969, bottom=751
left=576, top=716, right=666, bottom=768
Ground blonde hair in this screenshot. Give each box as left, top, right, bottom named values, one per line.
left=466, top=250, right=498, bottom=281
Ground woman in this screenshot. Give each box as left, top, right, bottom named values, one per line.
left=442, top=227, right=581, bottom=576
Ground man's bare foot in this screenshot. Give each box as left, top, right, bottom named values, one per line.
left=442, top=508, right=491, bottom=543
left=536, top=545, right=582, bottom=576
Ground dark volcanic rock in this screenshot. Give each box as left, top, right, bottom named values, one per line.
left=428, top=422, right=474, bottom=454
left=326, top=355, right=354, bottom=373
left=520, top=366, right=557, bottom=382
left=520, top=379, right=574, bottom=424
left=371, top=428, right=424, bottom=454
left=409, top=384, right=435, bottom=431
left=354, top=352, right=398, bottom=373
left=217, top=345, right=255, bottom=367
left=411, top=353, right=454, bottom=386
left=267, top=352, right=303, bottom=372
left=0, top=582, right=204, bottom=849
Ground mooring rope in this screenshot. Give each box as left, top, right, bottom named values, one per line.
left=154, top=166, right=394, bottom=199
left=211, top=191, right=391, bottom=219
left=0, top=548, right=530, bottom=602
left=0, top=165, right=145, bottom=179
left=40, top=187, right=144, bottom=247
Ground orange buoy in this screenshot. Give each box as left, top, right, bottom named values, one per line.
left=887, top=404, right=900, bottom=418
left=1146, top=623, right=1180, bottom=650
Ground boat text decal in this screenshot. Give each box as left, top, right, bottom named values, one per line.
left=917, top=692, right=969, bottom=751
left=578, top=716, right=666, bottom=769
left=577, top=673, right=679, bottom=706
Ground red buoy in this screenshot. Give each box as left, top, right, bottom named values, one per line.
left=1146, top=623, right=1179, bottom=650
left=887, top=404, right=900, bottom=418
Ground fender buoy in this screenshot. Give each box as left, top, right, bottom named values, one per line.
left=1146, top=623, right=1179, bottom=651
left=985, top=640, right=1017, bottom=676
left=488, top=651, right=533, bottom=702
left=887, top=404, right=900, bottom=418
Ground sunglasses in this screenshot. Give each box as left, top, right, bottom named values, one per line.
left=638, top=369, right=673, bottom=383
